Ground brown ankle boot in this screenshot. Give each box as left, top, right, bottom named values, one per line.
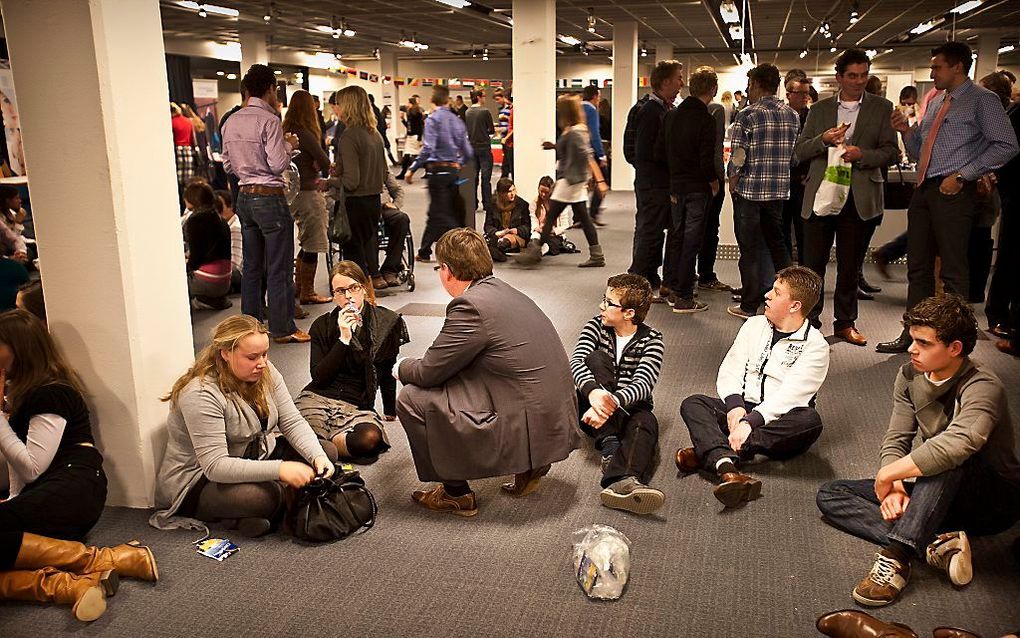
left=14, top=532, right=159, bottom=582
left=299, top=259, right=331, bottom=304
left=0, top=567, right=117, bottom=622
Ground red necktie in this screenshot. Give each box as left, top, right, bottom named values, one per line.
left=916, top=94, right=952, bottom=184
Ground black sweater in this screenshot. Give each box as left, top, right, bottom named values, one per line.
left=633, top=94, right=670, bottom=190
left=662, top=96, right=717, bottom=194
left=483, top=197, right=531, bottom=238
left=184, top=207, right=231, bottom=272
left=304, top=304, right=408, bottom=415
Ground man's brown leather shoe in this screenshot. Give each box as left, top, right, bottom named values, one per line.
left=411, top=485, right=478, bottom=517
left=273, top=330, right=312, bottom=344
left=675, top=447, right=701, bottom=473
left=932, top=628, right=980, bottom=638
left=816, top=609, right=918, bottom=637
left=713, top=472, right=762, bottom=508
left=996, top=340, right=1018, bottom=357
left=835, top=326, right=868, bottom=347
left=500, top=464, right=551, bottom=497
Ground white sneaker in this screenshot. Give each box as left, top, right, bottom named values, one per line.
left=926, top=530, right=973, bottom=586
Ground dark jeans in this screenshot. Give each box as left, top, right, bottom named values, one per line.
left=235, top=192, right=297, bottom=338
left=906, top=179, right=977, bottom=310
left=857, top=214, right=883, bottom=281
left=418, top=171, right=462, bottom=260
left=472, top=147, right=494, bottom=212
left=629, top=187, right=671, bottom=289
left=875, top=231, right=908, bottom=263
left=734, top=195, right=790, bottom=313
left=577, top=350, right=659, bottom=488
left=679, top=394, right=822, bottom=470
left=542, top=200, right=598, bottom=247
left=817, top=457, right=1020, bottom=559
left=986, top=189, right=1019, bottom=336
left=967, top=225, right=994, bottom=303
left=697, top=186, right=726, bottom=281
left=381, top=206, right=410, bottom=275
left=344, top=194, right=382, bottom=278
left=665, top=191, right=710, bottom=298
left=782, top=182, right=806, bottom=264
left=803, top=194, right=871, bottom=331
left=501, top=145, right=514, bottom=179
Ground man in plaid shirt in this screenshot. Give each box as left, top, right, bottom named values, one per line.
left=727, top=63, right=800, bottom=319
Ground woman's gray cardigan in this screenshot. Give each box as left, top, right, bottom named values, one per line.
left=149, top=363, right=327, bottom=531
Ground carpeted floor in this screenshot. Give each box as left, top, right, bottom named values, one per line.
left=2, top=177, right=1018, bottom=637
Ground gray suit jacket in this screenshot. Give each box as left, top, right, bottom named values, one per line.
left=398, top=276, right=580, bottom=480
left=795, top=93, right=899, bottom=220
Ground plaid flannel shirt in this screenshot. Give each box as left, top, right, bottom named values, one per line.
left=727, top=96, right=799, bottom=201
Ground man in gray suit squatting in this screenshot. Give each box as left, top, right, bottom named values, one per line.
left=394, top=228, right=581, bottom=517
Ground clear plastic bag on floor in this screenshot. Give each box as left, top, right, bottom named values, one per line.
left=572, top=524, right=631, bottom=600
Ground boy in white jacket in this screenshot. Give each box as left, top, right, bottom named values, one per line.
left=676, top=265, right=830, bottom=507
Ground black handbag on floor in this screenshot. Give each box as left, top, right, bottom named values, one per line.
left=287, top=469, right=377, bottom=542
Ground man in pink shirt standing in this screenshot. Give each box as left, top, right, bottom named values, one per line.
left=222, top=64, right=308, bottom=343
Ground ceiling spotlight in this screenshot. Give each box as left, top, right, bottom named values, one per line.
left=263, top=1, right=273, bottom=21
left=373, top=47, right=381, bottom=59
left=334, top=51, right=343, bottom=59
left=586, top=8, right=597, bottom=33
left=799, top=49, right=808, bottom=59
left=729, top=24, right=744, bottom=41
left=341, top=20, right=356, bottom=37
left=849, top=1, right=860, bottom=24
left=273, top=69, right=282, bottom=75
left=226, top=73, right=237, bottom=80
left=482, top=47, right=489, bottom=61
left=639, top=41, right=648, bottom=57
left=216, top=70, right=225, bottom=76
left=865, top=49, right=878, bottom=58
left=198, top=5, right=208, bottom=17
left=719, top=1, right=740, bottom=24
left=830, top=43, right=838, bottom=53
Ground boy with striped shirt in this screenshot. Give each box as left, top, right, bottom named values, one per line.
left=571, top=273, right=665, bottom=515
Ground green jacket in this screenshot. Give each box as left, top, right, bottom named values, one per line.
left=880, top=358, right=1020, bottom=487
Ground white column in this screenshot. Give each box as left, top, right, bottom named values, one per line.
left=380, top=51, right=401, bottom=155
left=1, top=0, right=195, bottom=507
left=973, top=33, right=999, bottom=82
left=653, top=40, right=673, bottom=64
left=512, top=0, right=557, bottom=203
left=612, top=21, right=638, bottom=191
left=240, top=28, right=269, bottom=74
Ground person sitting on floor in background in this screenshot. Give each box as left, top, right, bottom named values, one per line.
left=182, top=181, right=233, bottom=311
left=530, top=175, right=573, bottom=256
left=0, top=186, right=34, bottom=264
left=395, top=228, right=580, bottom=517
left=483, top=177, right=531, bottom=262
left=215, top=189, right=243, bottom=293
left=15, top=279, right=44, bottom=323
left=816, top=295, right=1020, bottom=608
left=0, top=310, right=158, bottom=622
left=296, top=261, right=408, bottom=462
left=0, top=257, right=28, bottom=312
left=380, top=172, right=411, bottom=288
left=570, top=273, right=665, bottom=515
left=151, top=315, right=334, bottom=538
left=676, top=265, right=829, bottom=508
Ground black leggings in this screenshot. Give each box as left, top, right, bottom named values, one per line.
left=298, top=249, right=318, bottom=265
left=541, top=200, right=599, bottom=247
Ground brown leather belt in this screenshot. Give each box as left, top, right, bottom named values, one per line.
left=239, top=184, right=286, bottom=195
left=427, top=161, right=461, bottom=170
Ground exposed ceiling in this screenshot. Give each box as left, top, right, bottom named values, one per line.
left=159, top=0, right=1020, bottom=72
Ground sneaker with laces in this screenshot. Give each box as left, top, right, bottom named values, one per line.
left=852, top=552, right=911, bottom=607
left=727, top=305, right=754, bottom=320
left=698, top=279, right=733, bottom=292
left=672, top=297, right=709, bottom=314
left=926, top=531, right=973, bottom=586
left=599, top=476, right=665, bottom=515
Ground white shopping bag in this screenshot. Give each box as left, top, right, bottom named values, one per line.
left=812, top=145, right=852, bottom=216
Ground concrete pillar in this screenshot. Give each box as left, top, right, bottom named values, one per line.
left=612, top=21, right=638, bottom=191
left=380, top=51, right=401, bottom=156
left=654, top=40, right=673, bottom=64
left=240, top=28, right=269, bottom=74
left=973, top=33, right=999, bottom=82
left=511, top=0, right=557, bottom=203
left=1, top=0, right=195, bottom=506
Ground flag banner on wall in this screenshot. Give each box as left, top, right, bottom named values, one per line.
left=422, top=78, right=434, bottom=87
left=589, top=79, right=599, bottom=86
left=491, top=80, right=504, bottom=88
left=476, top=79, right=488, bottom=88
left=639, top=77, right=650, bottom=87
left=449, top=78, right=461, bottom=87
left=346, top=68, right=358, bottom=76
left=570, top=78, right=584, bottom=88
left=395, top=79, right=405, bottom=86
left=409, top=78, right=420, bottom=86
left=369, top=74, right=379, bottom=82
left=383, top=75, right=392, bottom=84
left=359, top=71, right=369, bottom=80
left=463, top=79, right=475, bottom=88
left=602, top=79, right=613, bottom=88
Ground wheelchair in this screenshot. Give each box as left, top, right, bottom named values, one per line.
left=326, top=201, right=416, bottom=293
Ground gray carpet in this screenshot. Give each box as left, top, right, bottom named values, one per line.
left=3, top=179, right=1018, bottom=637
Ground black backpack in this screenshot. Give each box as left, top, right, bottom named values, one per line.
left=622, top=94, right=651, bottom=166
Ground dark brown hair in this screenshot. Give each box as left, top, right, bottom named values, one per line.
left=835, top=48, right=871, bottom=76
left=17, top=280, right=46, bottom=324
left=775, top=265, right=822, bottom=315
left=330, top=260, right=376, bottom=305
left=435, top=228, right=493, bottom=281
left=932, top=42, right=973, bottom=74
left=980, top=72, right=1011, bottom=109
left=0, top=309, right=86, bottom=412
left=651, top=60, right=683, bottom=91
left=184, top=181, right=216, bottom=210
left=606, top=273, right=653, bottom=324
left=747, top=63, right=781, bottom=95
left=689, top=66, right=718, bottom=98
left=902, top=295, right=978, bottom=356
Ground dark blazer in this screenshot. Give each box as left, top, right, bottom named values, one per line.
left=397, top=276, right=580, bottom=480
left=483, top=197, right=531, bottom=238
left=662, top=96, right=717, bottom=194
left=795, top=93, right=899, bottom=220
left=633, top=95, right=670, bottom=190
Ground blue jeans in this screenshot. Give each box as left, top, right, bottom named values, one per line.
left=665, top=191, right=710, bottom=298
left=472, top=148, right=494, bottom=212
left=816, top=457, right=1020, bottom=558
left=235, top=192, right=297, bottom=338
left=733, top=195, right=790, bottom=313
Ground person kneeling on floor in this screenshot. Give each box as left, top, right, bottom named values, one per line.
left=571, top=273, right=665, bottom=514
left=676, top=265, right=829, bottom=508
left=395, top=228, right=580, bottom=517
left=816, top=294, right=1020, bottom=608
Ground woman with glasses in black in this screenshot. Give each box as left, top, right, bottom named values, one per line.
left=295, top=261, right=409, bottom=461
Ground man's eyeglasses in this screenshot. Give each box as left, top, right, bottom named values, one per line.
left=600, top=296, right=624, bottom=309
left=433, top=263, right=446, bottom=272
left=332, top=283, right=364, bottom=297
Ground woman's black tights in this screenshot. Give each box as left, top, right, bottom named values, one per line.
left=541, top=200, right=599, bottom=247
left=193, top=481, right=285, bottom=523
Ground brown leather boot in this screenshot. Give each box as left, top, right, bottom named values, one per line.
left=816, top=609, right=918, bottom=637
left=0, top=567, right=118, bottom=622
left=500, top=464, right=551, bottom=497
left=14, top=533, right=158, bottom=582
left=299, top=259, right=331, bottom=304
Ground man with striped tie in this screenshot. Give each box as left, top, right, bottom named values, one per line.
left=877, top=41, right=1019, bottom=353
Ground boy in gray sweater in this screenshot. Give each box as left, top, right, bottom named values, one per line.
left=817, top=295, right=1020, bottom=608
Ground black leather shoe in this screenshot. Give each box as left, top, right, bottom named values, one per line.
left=876, top=334, right=912, bottom=354
left=857, top=288, right=875, bottom=301
left=858, top=277, right=882, bottom=294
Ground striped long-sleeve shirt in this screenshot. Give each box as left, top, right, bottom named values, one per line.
left=570, top=317, right=664, bottom=410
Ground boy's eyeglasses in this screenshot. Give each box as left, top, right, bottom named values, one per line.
left=600, top=296, right=624, bottom=309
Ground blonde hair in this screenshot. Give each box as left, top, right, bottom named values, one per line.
left=721, top=91, right=733, bottom=104
left=163, top=315, right=272, bottom=418
left=283, top=89, right=322, bottom=140
left=556, top=94, right=585, bottom=130
left=335, top=85, right=379, bottom=132
left=330, top=260, right=377, bottom=305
